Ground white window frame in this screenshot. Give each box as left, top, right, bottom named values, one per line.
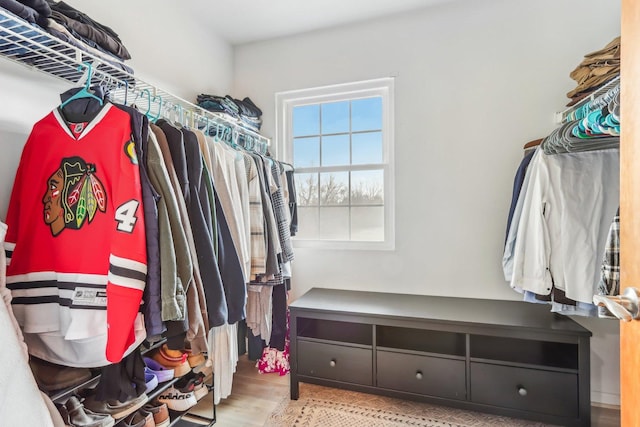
left=276, top=78, right=395, bottom=250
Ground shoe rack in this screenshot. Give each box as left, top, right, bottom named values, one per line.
left=46, top=338, right=216, bottom=426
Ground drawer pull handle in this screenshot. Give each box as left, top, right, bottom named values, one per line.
left=517, top=386, right=527, bottom=397
left=415, top=371, right=423, bottom=380
left=329, top=359, right=336, bottom=367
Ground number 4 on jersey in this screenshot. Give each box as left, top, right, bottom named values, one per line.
left=115, top=200, right=139, bottom=233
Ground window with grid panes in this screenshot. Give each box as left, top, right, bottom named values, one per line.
left=276, top=78, right=395, bottom=250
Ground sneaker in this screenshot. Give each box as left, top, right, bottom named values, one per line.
left=30, top=357, right=93, bottom=391
left=141, top=402, right=170, bottom=427
left=143, top=368, right=158, bottom=394
left=143, top=357, right=174, bottom=383
left=172, top=371, right=208, bottom=401
left=122, top=410, right=154, bottom=427
left=156, top=381, right=197, bottom=412
left=191, top=372, right=208, bottom=401
left=64, top=396, right=115, bottom=427
left=149, top=345, right=191, bottom=377
left=82, top=393, right=148, bottom=420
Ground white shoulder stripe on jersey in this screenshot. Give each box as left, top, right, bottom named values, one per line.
left=6, top=272, right=108, bottom=284
left=108, top=272, right=146, bottom=291
left=3, top=242, right=15, bottom=250
left=109, top=254, right=147, bottom=274
left=53, top=108, right=75, bottom=139
left=53, top=104, right=113, bottom=141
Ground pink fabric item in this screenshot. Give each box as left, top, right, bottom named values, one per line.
left=256, top=310, right=290, bottom=376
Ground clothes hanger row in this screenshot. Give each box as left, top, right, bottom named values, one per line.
left=73, top=70, right=271, bottom=154
left=564, top=80, right=620, bottom=122
left=193, top=112, right=268, bottom=155
left=542, top=119, right=619, bottom=155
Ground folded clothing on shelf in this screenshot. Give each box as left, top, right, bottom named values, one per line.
left=566, top=36, right=620, bottom=105
left=196, top=94, right=264, bottom=131
left=49, top=9, right=130, bottom=60
left=0, top=4, right=134, bottom=83
left=46, top=19, right=134, bottom=75
left=0, top=0, right=51, bottom=28
left=46, top=1, right=121, bottom=44
left=0, top=7, right=55, bottom=57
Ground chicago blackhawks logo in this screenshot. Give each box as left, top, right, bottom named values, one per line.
left=42, top=156, right=107, bottom=236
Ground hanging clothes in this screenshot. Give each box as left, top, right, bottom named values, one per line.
left=157, top=119, right=228, bottom=329
left=144, top=130, right=189, bottom=326
left=509, top=147, right=619, bottom=305
left=150, top=124, right=208, bottom=354
left=114, top=103, right=165, bottom=341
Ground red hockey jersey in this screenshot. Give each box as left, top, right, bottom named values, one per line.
left=3, top=103, right=147, bottom=366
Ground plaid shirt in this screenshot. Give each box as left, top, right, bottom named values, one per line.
left=270, top=161, right=294, bottom=263
left=242, top=152, right=267, bottom=280
left=597, top=209, right=620, bottom=318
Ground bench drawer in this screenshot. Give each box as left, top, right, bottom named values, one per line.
left=377, top=351, right=466, bottom=400
left=470, top=362, right=578, bottom=417
left=298, top=340, right=373, bottom=385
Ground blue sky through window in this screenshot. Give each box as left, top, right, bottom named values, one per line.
left=352, top=132, right=382, bottom=164
left=352, top=97, right=382, bottom=132
left=293, top=104, right=319, bottom=136
left=293, top=96, right=382, bottom=167
left=322, top=101, right=349, bottom=134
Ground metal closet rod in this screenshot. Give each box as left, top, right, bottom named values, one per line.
left=107, top=78, right=270, bottom=148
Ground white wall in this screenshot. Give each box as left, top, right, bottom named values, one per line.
left=233, top=0, right=621, bottom=405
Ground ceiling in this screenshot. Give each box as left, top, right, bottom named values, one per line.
left=187, top=0, right=453, bottom=45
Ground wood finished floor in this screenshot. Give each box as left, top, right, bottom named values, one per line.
left=188, top=355, right=621, bottom=427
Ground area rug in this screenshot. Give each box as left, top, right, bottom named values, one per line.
left=264, top=383, right=557, bottom=427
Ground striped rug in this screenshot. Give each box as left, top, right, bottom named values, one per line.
left=264, top=383, right=555, bottom=427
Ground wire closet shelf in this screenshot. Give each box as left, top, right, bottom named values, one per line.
left=555, top=75, right=620, bottom=124
left=0, top=8, right=270, bottom=151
